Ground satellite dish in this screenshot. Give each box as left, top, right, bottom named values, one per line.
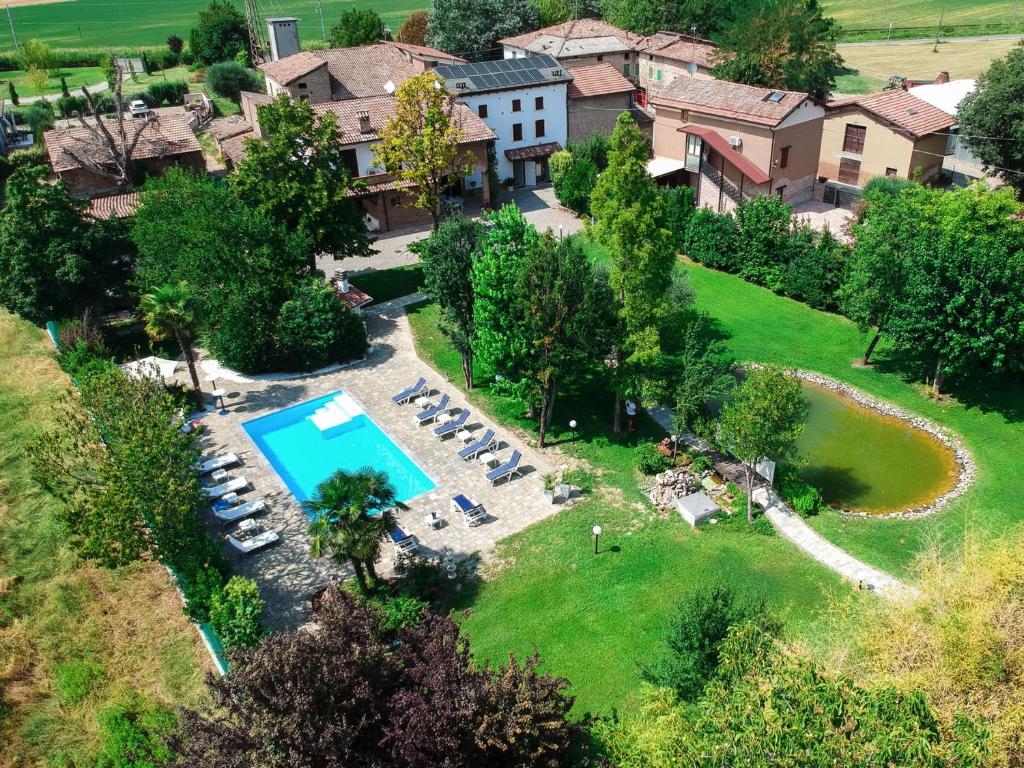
left=384, top=80, right=396, bottom=94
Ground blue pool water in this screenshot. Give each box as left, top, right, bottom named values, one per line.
left=242, top=390, right=435, bottom=504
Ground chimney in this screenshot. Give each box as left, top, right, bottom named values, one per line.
left=339, top=271, right=351, bottom=293
left=935, top=71, right=950, bottom=84
left=266, top=17, right=300, bottom=61
left=358, top=111, right=372, bottom=134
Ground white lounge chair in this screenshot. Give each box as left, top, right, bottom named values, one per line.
left=450, top=494, right=486, bottom=526
left=228, top=529, right=279, bottom=555
left=214, top=498, right=266, bottom=523
left=389, top=527, right=418, bottom=555
left=203, top=476, right=249, bottom=498
left=196, top=453, right=239, bottom=474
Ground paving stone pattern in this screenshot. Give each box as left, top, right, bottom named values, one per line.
left=195, top=296, right=561, bottom=629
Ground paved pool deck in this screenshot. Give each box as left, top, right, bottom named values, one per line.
left=191, top=296, right=563, bottom=629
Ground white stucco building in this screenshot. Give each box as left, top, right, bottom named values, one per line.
left=434, top=55, right=573, bottom=187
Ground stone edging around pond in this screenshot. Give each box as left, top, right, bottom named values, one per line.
left=786, top=368, right=975, bottom=520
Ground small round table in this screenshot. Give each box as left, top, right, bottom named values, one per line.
left=477, top=451, right=497, bottom=468
left=211, top=388, right=227, bottom=410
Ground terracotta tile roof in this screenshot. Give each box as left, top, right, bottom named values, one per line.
left=568, top=62, right=636, bottom=99
left=504, top=141, right=562, bottom=161
left=44, top=112, right=201, bottom=173
left=652, top=78, right=810, bottom=127
left=87, top=191, right=140, bottom=219
left=346, top=176, right=418, bottom=197
left=262, top=43, right=466, bottom=99
left=827, top=89, right=956, bottom=138
left=207, top=114, right=252, bottom=140
left=258, top=51, right=326, bottom=86
left=637, top=34, right=718, bottom=68
left=500, top=18, right=641, bottom=56
left=219, top=130, right=255, bottom=166
left=312, top=95, right=496, bottom=146
left=329, top=274, right=373, bottom=309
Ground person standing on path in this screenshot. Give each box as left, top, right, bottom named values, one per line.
left=626, top=399, right=637, bottom=431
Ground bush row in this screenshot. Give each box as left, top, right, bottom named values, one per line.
left=0, top=46, right=194, bottom=72
left=53, top=81, right=190, bottom=118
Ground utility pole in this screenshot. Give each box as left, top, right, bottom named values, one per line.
left=6, top=6, right=18, bottom=53
left=244, top=0, right=268, bottom=65
left=316, top=1, right=325, bottom=42
left=933, top=0, right=945, bottom=53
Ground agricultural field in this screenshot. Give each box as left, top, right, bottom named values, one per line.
left=822, top=0, right=1023, bottom=35
left=0, top=0, right=427, bottom=54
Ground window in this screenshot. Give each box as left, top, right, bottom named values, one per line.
left=513, top=123, right=523, bottom=141
left=838, top=157, right=861, bottom=185
left=623, top=64, right=630, bottom=76
left=843, top=124, right=866, bottom=154
left=597, top=54, right=604, bottom=62
left=478, top=103, right=488, bottom=118
left=624, top=52, right=630, bottom=60
left=684, top=132, right=702, bottom=172
left=779, top=145, right=790, bottom=169
left=775, top=185, right=787, bottom=197
left=297, top=82, right=307, bottom=89
left=535, top=95, right=544, bottom=110
left=512, top=98, right=522, bottom=112
left=648, top=64, right=654, bottom=78
left=535, top=119, right=545, bottom=138
left=339, top=148, right=359, bottom=177
left=885, top=167, right=898, bottom=178
left=656, top=68, right=662, bottom=82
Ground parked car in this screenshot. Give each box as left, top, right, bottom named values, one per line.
left=129, top=99, right=150, bottom=118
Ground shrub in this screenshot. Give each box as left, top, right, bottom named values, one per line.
left=548, top=149, right=571, bottom=186
left=684, top=207, right=738, bottom=270
left=776, top=463, right=824, bottom=517
left=751, top=514, right=775, bottom=535
left=54, top=659, right=106, bottom=704
left=58, top=341, right=118, bottom=383
left=209, top=576, right=266, bottom=651
left=95, top=693, right=176, bottom=768
left=54, top=94, right=88, bottom=118
left=635, top=442, right=670, bottom=475
left=7, top=80, right=17, bottom=105
left=167, top=34, right=185, bottom=56
left=274, top=279, right=369, bottom=371
left=180, top=562, right=226, bottom=624
left=780, top=225, right=850, bottom=311
left=567, top=132, right=610, bottom=171
left=58, top=311, right=106, bottom=353
left=91, top=92, right=116, bottom=114
left=735, top=195, right=792, bottom=289
left=375, top=594, right=428, bottom=634
left=553, top=156, right=598, bottom=215
left=562, top=467, right=596, bottom=493
left=205, top=61, right=261, bottom=101
left=146, top=81, right=188, bottom=106
left=11, top=102, right=54, bottom=138
left=393, top=554, right=446, bottom=603
left=661, top=185, right=695, bottom=252
left=690, top=454, right=713, bottom=473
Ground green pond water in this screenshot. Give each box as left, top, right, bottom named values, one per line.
left=795, top=382, right=957, bottom=515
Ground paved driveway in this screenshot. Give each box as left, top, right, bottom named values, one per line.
left=791, top=201, right=853, bottom=242
left=318, top=185, right=585, bottom=277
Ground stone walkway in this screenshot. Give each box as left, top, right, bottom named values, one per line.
left=192, top=295, right=561, bottom=629
left=754, top=488, right=912, bottom=599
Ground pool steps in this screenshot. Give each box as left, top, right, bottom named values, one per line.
left=309, top=393, right=363, bottom=434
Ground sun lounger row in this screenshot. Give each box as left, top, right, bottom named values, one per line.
left=196, top=452, right=281, bottom=556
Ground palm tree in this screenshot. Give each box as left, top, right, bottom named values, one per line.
left=140, top=283, right=203, bottom=403
left=305, top=468, right=408, bottom=591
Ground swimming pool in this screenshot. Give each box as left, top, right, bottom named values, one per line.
left=242, top=390, right=436, bottom=504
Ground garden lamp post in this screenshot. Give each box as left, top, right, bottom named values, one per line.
left=670, top=434, right=678, bottom=461
left=569, top=418, right=577, bottom=443
left=592, top=524, right=602, bottom=555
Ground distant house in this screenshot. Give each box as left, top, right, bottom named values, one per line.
left=259, top=37, right=466, bottom=104
left=43, top=112, right=204, bottom=196
left=435, top=55, right=571, bottom=188
left=499, top=19, right=642, bottom=80
left=650, top=78, right=824, bottom=211
left=907, top=78, right=985, bottom=182
left=635, top=32, right=717, bottom=102
left=817, top=89, right=956, bottom=205
left=566, top=62, right=649, bottom=142
left=87, top=191, right=141, bottom=219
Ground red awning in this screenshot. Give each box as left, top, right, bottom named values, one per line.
left=676, top=123, right=770, bottom=185
left=504, top=141, right=563, bottom=161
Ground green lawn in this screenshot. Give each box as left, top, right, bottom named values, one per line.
left=0, top=0, right=426, bottom=54
left=822, top=0, right=1022, bottom=35
left=0, top=66, right=104, bottom=97
left=834, top=71, right=888, bottom=94
left=0, top=312, right=209, bottom=765
left=407, top=299, right=845, bottom=716
left=125, top=65, right=192, bottom=88
left=350, top=264, right=425, bottom=304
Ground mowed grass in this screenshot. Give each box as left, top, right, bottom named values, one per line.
left=822, top=0, right=1022, bottom=32
left=680, top=263, right=1024, bottom=578
left=407, top=299, right=845, bottom=716
left=0, top=312, right=209, bottom=766
left=837, top=37, right=1019, bottom=83
left=0, top=0, right=427, bottom=54
left=350, top=264, right=425, bottom=304
left=0, top=65, right=104, bottom=97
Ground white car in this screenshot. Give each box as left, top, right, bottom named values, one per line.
left=129, top=99, right=150, bottom=117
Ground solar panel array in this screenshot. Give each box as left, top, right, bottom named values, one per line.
left=436, top=54, right=568, bottom=92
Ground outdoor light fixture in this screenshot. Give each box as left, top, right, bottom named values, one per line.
left=670, top=433, right=678, bottom=460
left=592, top=524, right=602, bottom=555
left=569, top=418, right=578, bottom=443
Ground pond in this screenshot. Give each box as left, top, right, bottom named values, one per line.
left=796, top=381, right=958, bottom=515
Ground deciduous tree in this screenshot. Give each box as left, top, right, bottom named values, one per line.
left=374, top=72, right=475, bottom=231
left=413, top=215, right=484, bottom=388
left=427, top=0, right=539, bottom=61
left=190, top=0, right=249, bottom=64
left=958, top=42, right=1024, bottom=193
left=602, top=0, right=741, bottom=36
left=232, top=95, right=373, bottom=267
left=716, top=365, right=807, bottom=521
left=329, top=7, right=384, bottom=47
left=397, top=11, right=429, bottom=45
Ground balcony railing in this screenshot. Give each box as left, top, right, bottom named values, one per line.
left=700, top=159, right=752, bottom=206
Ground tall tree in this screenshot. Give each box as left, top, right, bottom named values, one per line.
left=671, top=315, right=734, bottom=435
left=397, top=11, right=429, bottom=45
left=589, top=112, right=677, bottom=432
left=519, top=233, right=612, bottom=447
left=413, top=215, right=485, bottom=388
left=602, top=0, right=741, bottom=37
left=427, top=0, right=539, bottom=61
left=958, top=43, right=1024, bottom=194
left=716, top=365, right=807, bottom=522
left=712, top=0, right=842, bottom=101
left=232, top=95, right=373, bottom=268
left=329, top=7, right=384, bottom=47
left=471, top=204, right=539, bottom=386
left=190, top=0, right=249, bottom=65
left=140, top=283, right=204, bottom=402
left=171, top=588, right=576, bottom=768
left=0, top=165, right=115, bottom=324
left=374, top=72, right=475, bottom=231
left=305, top=468, right=407, bottom=591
